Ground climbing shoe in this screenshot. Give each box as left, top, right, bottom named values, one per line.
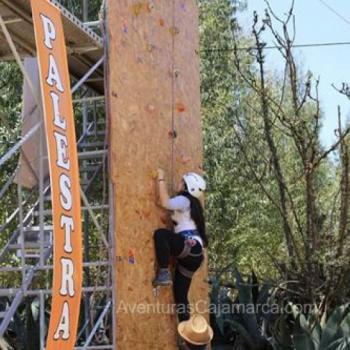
left=152, top=268, right=172, bottom=286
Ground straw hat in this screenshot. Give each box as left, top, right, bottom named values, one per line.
left=178, top=314, right=213, bottom=345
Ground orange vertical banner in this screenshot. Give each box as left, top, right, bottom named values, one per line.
left=31, top=0, right=82, bottom=349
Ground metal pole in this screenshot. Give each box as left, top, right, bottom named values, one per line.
left=0, top=13, right=41, bottom=106
left=0, top=122, right=41, bottom=167
left=83, top=210, right=90, bottom=342
left=82, top=97, right=91, bottom=341
left=82, top=0, right=88, bottom=22
left=39, top=124, right=45, bottom=267
left=80, top=188, right=109, bottom=248
left=40, top=291, right=45, bottom=350
left=82, top=301, right=111, bottom=350
left=17, top=175, right=25, bottom=284
left=0, top=286, right=110, bottom=297
left=72, top=56, right=104, bottom=94
left=0, top=171, right=16, bottom=201
left=0, top=248, right=52, bottom=337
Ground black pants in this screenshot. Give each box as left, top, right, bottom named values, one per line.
left=154, top=229, right=203, bottom=322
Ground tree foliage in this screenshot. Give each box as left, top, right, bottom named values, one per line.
left=200, top=0, right=350, bottom=319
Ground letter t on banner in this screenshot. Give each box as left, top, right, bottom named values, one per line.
left=30, top=0, right=82, bottom=349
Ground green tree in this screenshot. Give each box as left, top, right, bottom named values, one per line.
left=199, top=0, right=285, bottom=278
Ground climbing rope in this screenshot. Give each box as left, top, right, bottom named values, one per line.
left=170, top=0, right=176, bottom=192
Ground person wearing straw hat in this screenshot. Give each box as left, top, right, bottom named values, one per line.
left=177, top=314, right=213, bottom=349
left=153, top=169, right=208, bottom=322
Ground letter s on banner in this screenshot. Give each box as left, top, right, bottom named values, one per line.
left=31, top=0, right=82, bottom=349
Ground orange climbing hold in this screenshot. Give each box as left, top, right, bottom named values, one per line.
left=176, top=102, right=186, bottom=113
left=159, top=18, right=165, bottom=27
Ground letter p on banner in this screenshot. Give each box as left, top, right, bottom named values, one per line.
left=31, top=0, right=82, bottom=349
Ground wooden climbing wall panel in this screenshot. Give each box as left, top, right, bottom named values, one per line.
left=108, top=1, right=208, bottom=349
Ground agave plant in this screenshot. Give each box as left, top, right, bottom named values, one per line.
left=2, top=296, right=47, bottom=350
left=210, top=270, right=273, bottom=350
left=271, top=303, right=350, bottom=350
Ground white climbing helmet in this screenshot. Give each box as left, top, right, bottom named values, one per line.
left=183, top=172, right=206, bottom=199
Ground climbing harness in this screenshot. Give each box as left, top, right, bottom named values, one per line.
left=176, top=230, right=203, bottom=278
left=177, top=230, right=203, bottom=259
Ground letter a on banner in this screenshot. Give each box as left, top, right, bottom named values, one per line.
left=31, top=0, right=82, bottom=349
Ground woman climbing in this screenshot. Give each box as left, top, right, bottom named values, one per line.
left=153, top=169, right=208, bottom=323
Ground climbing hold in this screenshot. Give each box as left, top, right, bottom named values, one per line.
left=181, top=154, right=191, bottom=164
left=132, top=2, right=153, bottom=16
left=150, top=169, right=158, bottom=179
left=168, top=129, right=177, bottom=138
left=146, top=43, right=156, bottom=53
left=169, top=26, right=180, bottom=36
left=159, top=18, right=165, bottom=27
left=128, top=248, right=136, bottom=264
left=112, top=91, right=118, bottom=98
left=176, top=102, right=186, bottom=113
left=145, top=104, right=156, bottom=113
left=136, top=57, right=144, bottom=64
left=160, top=215, right=168, bottom=225
left=168, top=69, right=180, bottom=78
left=143, top=210, right=152, bottom=218
left=147, top=1, right=155, bottom=12
left=180, top=2, right=186, bottom=11
left=122, top=22, right=128, bottom=34
left=132, top=3, right=143, bottom=16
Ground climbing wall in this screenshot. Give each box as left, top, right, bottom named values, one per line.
left=108, top=1, right=208, bottom=349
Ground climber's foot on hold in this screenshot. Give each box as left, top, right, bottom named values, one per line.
left=153, top=268, right=172, bottom=286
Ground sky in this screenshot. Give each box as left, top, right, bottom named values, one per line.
left=237, top=0, right=350, bottom=148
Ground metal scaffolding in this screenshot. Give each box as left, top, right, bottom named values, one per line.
left=0, top=0, right=115, bottom=348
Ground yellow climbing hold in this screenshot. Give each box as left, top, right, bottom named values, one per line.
left=150, top=170, right=158, bottom=179
left=132, top=3, right=143, bottom=16
left=132, top=2, right=154, bottom=16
